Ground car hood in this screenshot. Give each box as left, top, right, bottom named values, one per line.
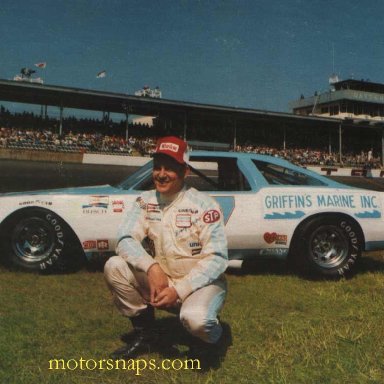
left=0, top=185, right=122, bottom=197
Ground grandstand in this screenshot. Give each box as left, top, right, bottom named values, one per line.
left=0, top=78, right=383, bottom=167
left=0, top=116, right=381, bottom=169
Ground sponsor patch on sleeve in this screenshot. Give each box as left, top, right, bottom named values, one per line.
left=203, top=209, right=221, bottom=224
left=135, top=196, right=147, bottom=210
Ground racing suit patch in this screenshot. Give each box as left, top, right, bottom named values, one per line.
left=176, top=214, right=191, bottom=228
left=146, top=213, right=161, bottom=222
left=203, top=210, right=221, bottom=223
left=178, top=208, right=198, bottom=214
left=189, top=241, right=202, bottom=255
left=147, top=203, right=160, bottom=213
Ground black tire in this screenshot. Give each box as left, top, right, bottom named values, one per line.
left=291, top=215, right=362, bottom=278
left=0, top=208, right=83, bottom=272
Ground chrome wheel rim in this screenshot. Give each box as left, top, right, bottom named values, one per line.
left=12, top=217, right=55, bottom=264
left=309, top=225, right=349, bottom=269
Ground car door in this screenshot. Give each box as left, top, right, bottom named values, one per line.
left=187, top=155, right=264, bottom=256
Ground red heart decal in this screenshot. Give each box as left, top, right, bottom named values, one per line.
left=264, top=232, right=277, bottom=244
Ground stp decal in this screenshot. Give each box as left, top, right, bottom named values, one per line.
left=203, top=210, right=220, bottom=224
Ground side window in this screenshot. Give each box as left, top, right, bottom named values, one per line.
left=253, top=159, right=326, bottom=186
left=117, top=161, right=154, bottom=191
left=187, top=157, right=251, bottom=191
left=124, top=157, right=252, bottom=192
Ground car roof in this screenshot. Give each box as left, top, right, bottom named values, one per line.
left=190, top=150, right=304, bottom=167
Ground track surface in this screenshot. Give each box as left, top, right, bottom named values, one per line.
left=1, top=159, right=384, bottom=193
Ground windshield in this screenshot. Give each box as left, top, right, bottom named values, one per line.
left=115, top=160, right=153, bottom=190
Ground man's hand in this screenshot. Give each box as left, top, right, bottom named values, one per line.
left=151, top=287, right=179, bottom=308
left=147, top=263, right=168, bottom=303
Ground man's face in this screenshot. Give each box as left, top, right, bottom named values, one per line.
left=152, top=155, right=188, bottom=196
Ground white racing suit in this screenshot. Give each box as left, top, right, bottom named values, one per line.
left=104, top=187, right=228, bottom=343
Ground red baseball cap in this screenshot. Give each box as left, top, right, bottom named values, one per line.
left=154, top=136, right=189, bottom=164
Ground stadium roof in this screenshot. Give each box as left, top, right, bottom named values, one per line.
left=0, top=78, right=341, bottom=127
left=334, top=79, right=384, bottom=94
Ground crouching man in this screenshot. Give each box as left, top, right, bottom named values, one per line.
left=104, top=136, right=228, bottom=362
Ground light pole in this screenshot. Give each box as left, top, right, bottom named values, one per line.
left=122, top=103, right=132, bottom=142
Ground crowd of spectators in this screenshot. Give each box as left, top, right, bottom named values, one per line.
left=0, top=127, right=157, bottom=156
left=234, top=144, right=382, bottom=169
left=1, top=125, right=381, bottom=168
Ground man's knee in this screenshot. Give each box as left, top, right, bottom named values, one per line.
left=104, top=256, right=129, bottom=284
left=180, top=307, right=221, bottom=343
left=180, top=308, right=204, bottom=331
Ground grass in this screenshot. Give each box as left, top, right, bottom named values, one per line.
left=1, top=253, right=384, bottom=384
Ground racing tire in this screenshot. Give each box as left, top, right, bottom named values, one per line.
left=0, top=208, right=84, bottom=273
left=291, top=215, right=362, bottom=278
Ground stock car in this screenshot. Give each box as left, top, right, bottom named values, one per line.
left=0, top=151, right=382, bottom=277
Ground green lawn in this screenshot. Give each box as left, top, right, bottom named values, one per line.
left=1, top=253, right=384, bottom=384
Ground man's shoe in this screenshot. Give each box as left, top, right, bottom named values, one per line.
left=187, top=323, right=232, bottom=371
left=120, top=330, right=137, bottom=344
left=110, top=307, right=156, bottom=360
left=187, top=338, right=221, bottom=371
left=110, top=331, right=155, bottom=359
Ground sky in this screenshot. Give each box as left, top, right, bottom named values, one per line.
left=1, top=0, right=384, bottom=116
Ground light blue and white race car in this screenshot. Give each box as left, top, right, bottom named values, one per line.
left=0, top=151, right=382, bottom=277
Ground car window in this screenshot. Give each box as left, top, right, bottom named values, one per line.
left=134, top=176, right=155, bottom=191
left=187, top=156, right=251, bottom=191
left=116, top=160, right=153, bottom=190
left=122, top=156, right=251, bottom=192
left=252, top=159, right=326, bottom=186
